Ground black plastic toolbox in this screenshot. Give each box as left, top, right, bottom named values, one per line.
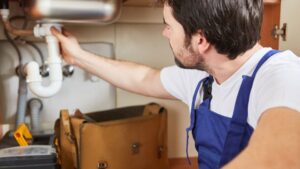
left=0, top=152, right=58, bottom=169
left=0, top=132, right=59, bottom=169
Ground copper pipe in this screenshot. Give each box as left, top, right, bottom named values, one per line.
left=2, top=19, right=33, bottom=36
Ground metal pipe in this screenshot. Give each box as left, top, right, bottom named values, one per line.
left=15, top=75, right=28, bottom=126
left=2, top=9, right=29, bottom=128
left=3, top=20, right=33, bottom=36
left=28, top=98, right=43, bottom=132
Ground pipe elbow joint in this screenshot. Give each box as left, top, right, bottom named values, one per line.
left=28, top=81, right=62, bottom=98
left=25, top=61, right=63, bottom=98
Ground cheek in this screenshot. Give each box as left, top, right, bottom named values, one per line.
left=173, top=39, right=186, bottom=54
left=170, top=34, right=183, bottom=48
left=170, top=40, right=181, bottom=55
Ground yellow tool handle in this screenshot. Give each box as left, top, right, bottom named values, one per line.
left=14, top=123, right=33, bottom=146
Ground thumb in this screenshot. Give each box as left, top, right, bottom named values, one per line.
left=51, top=27, right=67, bottom=42
left=62, top=27, right=73, bottom=37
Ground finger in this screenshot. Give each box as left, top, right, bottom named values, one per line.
left=51, top=27, right=67, bottom=42
left=58, top=43, right=63, bottom=55
left=62, top=27, right=73, bottom=37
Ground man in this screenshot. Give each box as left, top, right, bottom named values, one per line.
left=51, top=0, right=300, bottom=168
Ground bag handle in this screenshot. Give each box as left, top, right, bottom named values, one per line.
left=143, top=102, right=163, bottom=115
left=60, top=109, right=78, bottom=168
left=157, top=106, right=167, bottom=159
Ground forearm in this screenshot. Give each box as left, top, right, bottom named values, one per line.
left=50, top=28, right=174, bottom=99
left=74, top=50, right=173, bottom=99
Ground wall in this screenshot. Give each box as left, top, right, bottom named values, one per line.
left=279, top=0, right=300, bottom=55
left=0, top=6, right=197, bottom=158
left=0, top=41, right=116, bottom=123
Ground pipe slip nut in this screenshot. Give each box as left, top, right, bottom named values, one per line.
left=0, top=9, right=9, bottom=21
left=33, top=23, right=62, bottom=38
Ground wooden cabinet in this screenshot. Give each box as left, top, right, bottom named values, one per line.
left=122, top=0, right=281, bottom=49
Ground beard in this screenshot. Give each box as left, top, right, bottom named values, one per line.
left=171, top=44, right=209, bottom=71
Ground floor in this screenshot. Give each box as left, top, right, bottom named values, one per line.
left=169, top=157, right=198, bottom=169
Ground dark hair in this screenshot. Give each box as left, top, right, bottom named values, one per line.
left=159, top=0, right=263, bottom=59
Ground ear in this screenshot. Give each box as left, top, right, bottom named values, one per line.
left=193, top=31, right=210, bottom=54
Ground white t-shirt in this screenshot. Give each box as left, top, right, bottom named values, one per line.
left=160, top=48, right=300, bottom=128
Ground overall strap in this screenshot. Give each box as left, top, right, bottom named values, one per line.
left=233, top=50, right=280, bottom=124
left=219, top=49, right=280, bottom=166
left=252, top=50, right=280, bottom=78
left=185, top=76, right=211, bottom=164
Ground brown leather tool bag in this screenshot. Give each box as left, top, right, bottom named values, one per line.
left=55, top=103, right=169, bottom=169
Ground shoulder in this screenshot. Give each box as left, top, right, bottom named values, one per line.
left=261, top=50, right=299, bottom=70
left=249, top=50, right=300, bottom=128
left=255, top=50, right=300, bottom=86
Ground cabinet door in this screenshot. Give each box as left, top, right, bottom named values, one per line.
left=261, top=0, right=281, bottom=49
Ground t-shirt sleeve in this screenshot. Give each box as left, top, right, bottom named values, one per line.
left=252, top=52, right=300, bottom=126
left=160, top=65, right=208, bottom=105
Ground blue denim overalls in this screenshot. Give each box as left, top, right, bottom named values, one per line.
left=186, top=50, right=279, bottom=169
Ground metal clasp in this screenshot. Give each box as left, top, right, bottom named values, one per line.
left=131, top=142, right=141, bottom=154
left=98, top=161, right=108, bottom=169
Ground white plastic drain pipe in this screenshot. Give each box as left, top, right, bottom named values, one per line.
left=25, top=24, right=63, bottom=98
